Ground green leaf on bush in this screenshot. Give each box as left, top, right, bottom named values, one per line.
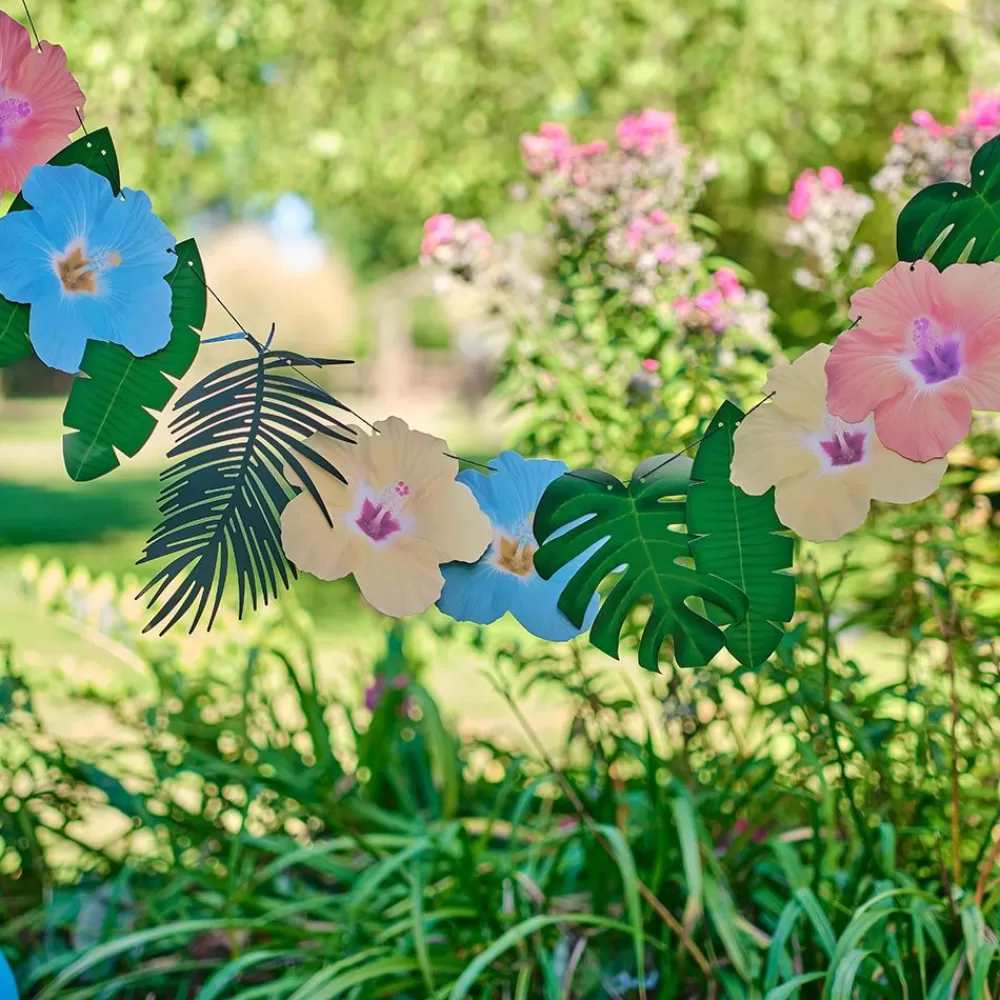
left=0, top=297, right=30, bottom=367
left=897, top=133, right=1000, bottom=268
left=533, top=456, right=748, bottom=670
left=61, top=239, right=206, bottom=482
left=687, top=401, right=795, bottom=668
left=10, top=126, right=121, bottom=212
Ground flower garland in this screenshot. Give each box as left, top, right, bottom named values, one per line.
left=4, top=11, right=1000, bottom=674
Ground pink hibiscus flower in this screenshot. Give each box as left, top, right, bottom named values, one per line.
left=825, top=260, right=1000, bottom=462
left=0, top=12, right=85, bottom=195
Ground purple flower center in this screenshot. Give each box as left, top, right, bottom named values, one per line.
left=819, top=430, right=866, bottom=467
left=0, top=97, right=31, bottom=123
left=911, top=316, right=961, bottom=384
left=912, top=339, right=961, bottom=384
left=356, top=481, right=409, bottom=541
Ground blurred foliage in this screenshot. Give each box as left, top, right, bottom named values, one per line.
left=27, top=0, right=993, bottom=298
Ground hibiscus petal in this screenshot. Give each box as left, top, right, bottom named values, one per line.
left=761, top=344, right=830, bottom=427
left=774, top=472, right=872, bottom=542
left=280, top=493, right=356, bottom=582
left=413, top=479, right=492, bottom=563
left=367, top=416, right=459, bottom=494
left=872, top=385, right=972, bottom=461
left=508, top=568, right=598, bottom=641
left=731, top=404, right=820, bottom=496
left=281, top=429, right=367, bottom=516
left=459, top=450, right=568, bottom=534
left=825, top=325, right=912, bottom=424
left=27, top=292, right=90, bottom=373
left=864, top=439, right=947, bottom=504
left=438, top=557, right=517, bottom=627
left=352, top=537, right=446, bottom=617
left=847, top=260, right=937, bottom=344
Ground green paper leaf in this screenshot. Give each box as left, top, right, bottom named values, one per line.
left=0, top=130, right=122, bottom=366
left=687, top=401, right=795, bottom=667
left=61, top=239, right=207, bottom=482
left=897, top=133, right=1000, bottom=268
left=10, top=126, right=121, bottom=212
left=0, top=297, right=30, bottom=367
left=137, top=349, right=357, bottom=635
left=533, top=456, right=748, bottom=670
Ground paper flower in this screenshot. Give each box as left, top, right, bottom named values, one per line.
left=436, top=451, right=599, bottom=640
left=825, top=260, right=1000, bottom=461
left=731, top=344, right=947, bottom=542
left=280, top=416, right=492, bottom=617
left=0, top=947, right=15, bottom=1000
left=0, top=164, right=176, bottom=373
left=0, top=11, right=86, bottom=195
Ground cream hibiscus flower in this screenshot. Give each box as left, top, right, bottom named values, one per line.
left=280, top=416, right=492, bottom=616
left=731, top=344, right=947, bottom=542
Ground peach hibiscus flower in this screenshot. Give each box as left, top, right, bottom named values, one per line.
left=731, top=345, right=947, bottom=542
left=0, top=12, right=86, bottom=195
left=825, top=260, right=1000, bottom=462
left=280, top=416, right=492, bottom=617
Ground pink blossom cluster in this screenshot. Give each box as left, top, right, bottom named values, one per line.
left=672, top=267, right=772, bottom=344
left=419, top=213, right=493, bottom=282
left=520, top=121, right=609, bottom=177
left=783, top=166, right=874, bottom=287
left=873, top=89, right=1000, bottom=206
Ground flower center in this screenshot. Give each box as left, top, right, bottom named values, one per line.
left=55, top=242, right=121, bottom=294
left=495, top=535, right=536, bottom=576
left=819, top=429, right=866, bottom=467
left=910, top=315, right=961, bottom=385
left=355, top=481, right=409, bottom=542
left=0, top=96, right=31, bottom=146
left=0, top=97, right=31, bottom=123
left=492, top=516, right=537, bottom=577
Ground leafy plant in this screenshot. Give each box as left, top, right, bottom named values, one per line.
left=137, top=344, right=356, bottom=634
left=533, top=456, right=748, bottom=669
left=61, top=240, right=207, bottom=481
left=896, top=132, right=1000, bottom=267
left=687, top=401, right=795, bottom=667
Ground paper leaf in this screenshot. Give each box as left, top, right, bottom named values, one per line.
left=61, top=239, right=207, bottom=482
left=687, top=401, right=795, bottom=668
left=0, top=296, right=30, bottom=367
left=137, top=348, right=357, bottom=635
left=533, top=456, right=749, bottom=670
left=897, top=133, right=1000, bottom=268
left=9, top=126, right=121, bottom=212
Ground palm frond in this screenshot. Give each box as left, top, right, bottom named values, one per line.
left=137, top=344, right=356, bottom=635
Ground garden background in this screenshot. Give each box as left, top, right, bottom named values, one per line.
left=4, top=0, right=1000, bottom=996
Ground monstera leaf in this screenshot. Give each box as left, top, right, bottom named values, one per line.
left=0, top=129, right=122, bottom=369
left=533, top=456, right=749, bottom=670
left=138, top=348, right=357, bottom=635
left=687, top=402, right=795, bottom=668
left=61, top=239, right=207, bottom=481
left=897, top=133, right=1000, bottom=268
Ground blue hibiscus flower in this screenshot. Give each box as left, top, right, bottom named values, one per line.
left=437, top=450, right=600, bottom=641
left=0, top=163, right=176, bottom=373
left=0, top=947, right=16, bottom=1000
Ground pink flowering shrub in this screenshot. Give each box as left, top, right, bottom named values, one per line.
left=782, top=166, right=875, bottom=314
left=873, top=88, right=1000, bottom=206
left=420, top=111, right=777, bottom=471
